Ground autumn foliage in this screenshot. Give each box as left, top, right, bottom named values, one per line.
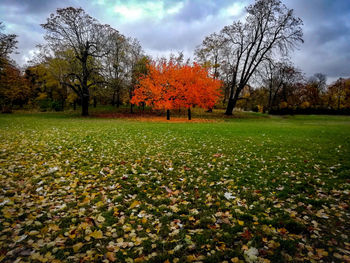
left=131, top=60, right=221, bottom=118
left=0, top=62, right=30, bottom=112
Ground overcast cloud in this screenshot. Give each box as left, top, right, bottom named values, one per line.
left=1, top=0, right=349, bottom=83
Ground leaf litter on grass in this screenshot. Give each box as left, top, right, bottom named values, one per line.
left=0, top=114, right=349, bottom=262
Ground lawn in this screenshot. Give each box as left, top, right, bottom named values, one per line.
left=0, top=113, right=349, bottom=262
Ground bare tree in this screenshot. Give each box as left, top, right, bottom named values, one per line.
left=195, top=33, right=223, bottom=80
left=195, top=33, right=227, bottom=109
left=262, top=59, right=303, bottom=111
left=0, top=22, right=18, bottom=71
left=198, top=0, right=303, bottom=115
left=128, top=39, right=145, bottom=113
left=41, top=7, right=117, bottom=116
left=308, top=73, right=327, bottom=93
left=103, top=33, right=129, bottom=107
left=303, top=73, right=327, bottom=107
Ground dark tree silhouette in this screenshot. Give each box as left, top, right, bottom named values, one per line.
left=41, top=7, right=117, bottom=116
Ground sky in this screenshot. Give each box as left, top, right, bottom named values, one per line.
left=1, top=0, right=350, bottom=83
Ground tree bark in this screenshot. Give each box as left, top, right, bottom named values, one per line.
left=61, top=98, right=65, bottom=111
left=82, top=92, right=89, bottom=116
left=166, top=109, right=170, bottom=120
left=116, top=93, right=120, bottom=108
left=188, top=108, right=191, bottom=120
left=225, top=84, right=241, bottom=115
left=112, top=90, right=116, bottom=106
left=225, top=98, right=236, bottom=115
left=268, top=84, right=272, bottom=111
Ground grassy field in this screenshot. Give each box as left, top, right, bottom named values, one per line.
left=0, top=113, right=349, bottom=262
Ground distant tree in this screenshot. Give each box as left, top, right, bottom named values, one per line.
left=311, top=73, right=327, bottom=92
left=0, top=63, right=30, bottom=113
left=131, top=60, right=221, bottom=120
left=0, top=22, right=17, bottom=59
left=25, top=60, right=68, bottom=111
left=130, top=55, right=149, bottom=113
left=128, top=39, right=145, bottom=112
left=304, top=73, right=327, bottom=107
left=326, top=78, right=350, bottom=110
left=195, top=33, right=222, bottom=80
left=103, top=33, right=129, bottom=108
left=0, top=21, right=17, bottom=74
left=41, top=7, right=117, bottom=116
left=262, top=59, right=303, bottom=111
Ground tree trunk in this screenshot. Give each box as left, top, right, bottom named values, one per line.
left=188, top=108, right=191, bottom=120
left=166, top=109, right=170, bottom=120
left=225, top=83, right=243, bottom=115
left=112, top=91, right=116, bottom=106
left=225, top=98, right=236, bottom=115
left=268, top=85, right=272, bottom=111
left=61, top=98, right=65, bottom=111
left=130, top=103, right=134, bottom=114
left=116, top=92, right=120, bottom=108
left=82, top=92, right=89, bottom=116
left=93, top=96, right=97, bottom=108
left=73, top=100, right=77, bottom=110
left=225, top=89, right=242, bottom=115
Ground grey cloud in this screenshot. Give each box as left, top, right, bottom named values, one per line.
left=1, top=0, right=350, bottom=81
left=117, top=16, right=228, bottom=52
left=173, top=0, right=230, bottom=22
left=284, top=0, right=350, bottom=79
left=0, top=0, right=78, bottom=15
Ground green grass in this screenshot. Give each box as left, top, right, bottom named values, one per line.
left=0, top=112, right=349, bottom=262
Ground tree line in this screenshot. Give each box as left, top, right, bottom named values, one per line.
left=0, top=0, right=349, bottom=117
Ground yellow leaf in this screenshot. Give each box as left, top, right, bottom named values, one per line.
left=186, top=255, right=196, bottom=262
left=231, top=257, right=239, bottom=263
left=242, top=245, right=248, bottom=251
left=113, top=208, right=119, bottom=216
left=2, top=210, right=11, bottom=219
left=95, top=201, right=104, bottom=207
left=134, top=257, right=145, bottom=263
left=237, top=220, right=244, bottom=226
left=49, top=224, right=60, bottom=231
left=130, top=200, right=141, bottom=209
left=70, top=179, right=79, bottom=188
left=29, top=230, right=39, bottom=236
left=97, top=215, right=105, bottom=223
left=90, top=230, right=103, bottom=239
left=82, top=196, right=90, bottom=204
left=79, top=222, right=89, bottom=230
left=141, top=218, right=147, bottom=224
left=73, top=242, right=84, bottom=252
left=106, top=252, right=116, bottom=262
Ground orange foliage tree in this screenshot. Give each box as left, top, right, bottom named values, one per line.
left=131, top=60, right=221, bottom=120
